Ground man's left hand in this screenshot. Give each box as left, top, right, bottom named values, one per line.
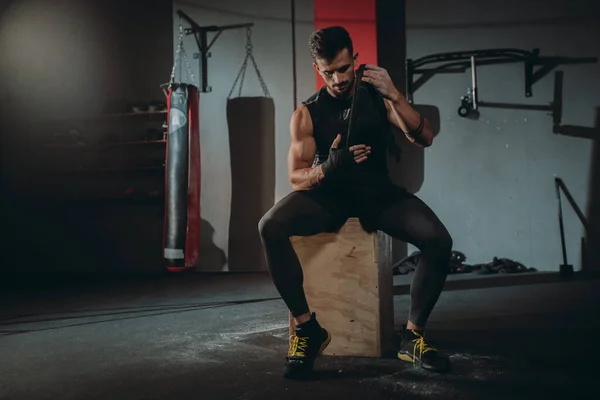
left=361, top=64, right=400, bottom=100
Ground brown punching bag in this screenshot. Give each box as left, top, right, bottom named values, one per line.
left=226, top=29, right=275, bottom=271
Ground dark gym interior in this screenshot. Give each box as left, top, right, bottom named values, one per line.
left=1, top=0, right=599, bottom=399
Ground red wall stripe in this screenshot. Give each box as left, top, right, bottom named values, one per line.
left=313, top=0, right=377, bottom=91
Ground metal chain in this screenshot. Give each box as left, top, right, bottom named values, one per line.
left=235, top=29, right=254, bottom=97
left=246, top=26, right=253, bottom=53
left=170, top=19, right=196, bottom=85
left=237, top=34, right=250, bottom=97
left=228, top=56, right=248, bottom=98
left=249, top=53, right=270, bottom=97
left=228, top=27, right=270, bottom=98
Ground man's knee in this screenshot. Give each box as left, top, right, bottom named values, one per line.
left=423, top=228, right=453, bottom=256
left=439, top=230, right=453, bottom=254
left=258, top=191, right=308, bottom=242
left=258, top=210, right=284, bottom=243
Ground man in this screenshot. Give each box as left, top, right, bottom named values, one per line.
left=258, top=26, right=453, bottom=379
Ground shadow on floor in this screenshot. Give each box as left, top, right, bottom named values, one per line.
left=0, top=297, right=281, bottom=335
left=0, top=272, right=599, bottom=400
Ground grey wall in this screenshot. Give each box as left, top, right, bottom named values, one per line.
left=404, top=0, right=600, bottom=271
left=177, top=0, right=599, bottom=273
left=1, top=0, right=173, bottom=183
left=173, top=0, right=315, bottom=271
left=7, top=0, right=591, bottom=275
left=1, top=0, right=116, bottom=187
left=0, top=0, right=173, bottom=277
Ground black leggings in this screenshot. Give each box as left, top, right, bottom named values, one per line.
left=258, top=186, right=453, bottom=327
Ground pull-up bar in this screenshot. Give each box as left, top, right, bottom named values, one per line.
left=177, top=10, right=254, bottom=93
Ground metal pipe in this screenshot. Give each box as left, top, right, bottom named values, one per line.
left=557, top=185, right=569, bottom=266
left=471, top=55, right=478, bottom=110
left=405, top=60, right=413, bottom=103
left=476, top=101, right=552, bottom=112
left=291, top=0, right=297, bottom=110
left=555, top=177, right=589, bottom=231
left=200, top=28, right=208, bottom=92
left=212, top=23, right=255, bottom=31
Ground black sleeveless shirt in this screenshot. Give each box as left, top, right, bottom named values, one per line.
left=302, top=85, right=392, bottom=187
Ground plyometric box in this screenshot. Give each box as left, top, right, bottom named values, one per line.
left=289, top=218, right=395, bottom=358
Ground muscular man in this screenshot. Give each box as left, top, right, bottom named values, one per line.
left=258, top=26, right=453, bottom=379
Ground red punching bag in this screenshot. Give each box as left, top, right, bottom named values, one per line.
left=163, top=27, right=201, bottom=272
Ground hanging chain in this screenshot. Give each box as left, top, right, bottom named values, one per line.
left=247, top=28, right=270, bottom=97
left=170, top=18, right=196, bottom=86
left=236, top=28, right=253, bottom=97
left=228, top=27, right=270, bottom=98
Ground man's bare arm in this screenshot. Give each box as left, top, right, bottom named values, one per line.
left=384, top=93, right=434, bottom=147
left=287, top=106, right=324, bottom=191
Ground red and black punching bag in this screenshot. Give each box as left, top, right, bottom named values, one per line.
left=163, top=83, right=201, bottom=272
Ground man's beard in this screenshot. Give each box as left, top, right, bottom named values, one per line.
left=332, top=79, right=354, bottom=98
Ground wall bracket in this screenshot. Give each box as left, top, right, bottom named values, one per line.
left=458, top=56, right=564, bottom=122
left=406, top=48, right=597, bottom=103
left=177, top=10, right=254, bottom=93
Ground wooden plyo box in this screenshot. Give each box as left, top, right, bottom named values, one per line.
left=289, top=218, right=395, bottom=358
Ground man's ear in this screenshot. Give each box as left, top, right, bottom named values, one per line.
left=312, top=61, right=320, bottom=73
left=353, top=52, right=359, bottom=63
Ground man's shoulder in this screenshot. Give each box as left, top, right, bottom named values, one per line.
left=301, top=86, right=327, bottom=107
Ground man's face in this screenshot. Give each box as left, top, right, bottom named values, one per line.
left=313, top=48, right=357, bottom=98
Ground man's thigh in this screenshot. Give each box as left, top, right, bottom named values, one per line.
left=262, top=189, right=349, bottom=237
left=360, top=186, right=451, bottom=247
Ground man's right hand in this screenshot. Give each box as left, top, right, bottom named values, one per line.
left=320, top=134, right=371, bottom=177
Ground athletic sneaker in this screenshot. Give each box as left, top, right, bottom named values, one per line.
left=284, top=312, right=331, bottom=379
left=397, top=325, right=451, bottom=372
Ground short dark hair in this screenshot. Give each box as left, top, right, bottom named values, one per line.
left=308, top=26, right=353, bottom=61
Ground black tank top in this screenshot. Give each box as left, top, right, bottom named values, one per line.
left=302, top=86, right=391, bottom=186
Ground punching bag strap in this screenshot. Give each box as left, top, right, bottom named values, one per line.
left=170, top=17, right=196, bottom=87
left=228, top=27, right=271, bottom=99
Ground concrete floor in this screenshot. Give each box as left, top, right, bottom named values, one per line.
left=1, top=272, right=599, bottom=400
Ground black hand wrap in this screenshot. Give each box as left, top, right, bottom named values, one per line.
left=321, top=147, right=354, bottom=177
left=407, top=114, right=425, bottom=137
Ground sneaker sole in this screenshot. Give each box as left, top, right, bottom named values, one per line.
left=397, top=351, right=415, bottom=363
left=318, top=330, right=332, bottom=356
left=398, top=351, right=451, bottom=373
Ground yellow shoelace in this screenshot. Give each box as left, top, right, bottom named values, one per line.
left=288, top=334, right=309, bottom=358
left=411, top=331, right=437, bottom=364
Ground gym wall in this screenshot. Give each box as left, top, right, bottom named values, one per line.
left=174, top=0, right=382, bottom=272
left=404, top=0, right=600, bottom=271
left=182, top=0, right=599, bottom=273
left=172, top=0, right=317, bottom=271
left=0, top=0, right=173, bottom=276
left=2, top=0, right=594, bottom=276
